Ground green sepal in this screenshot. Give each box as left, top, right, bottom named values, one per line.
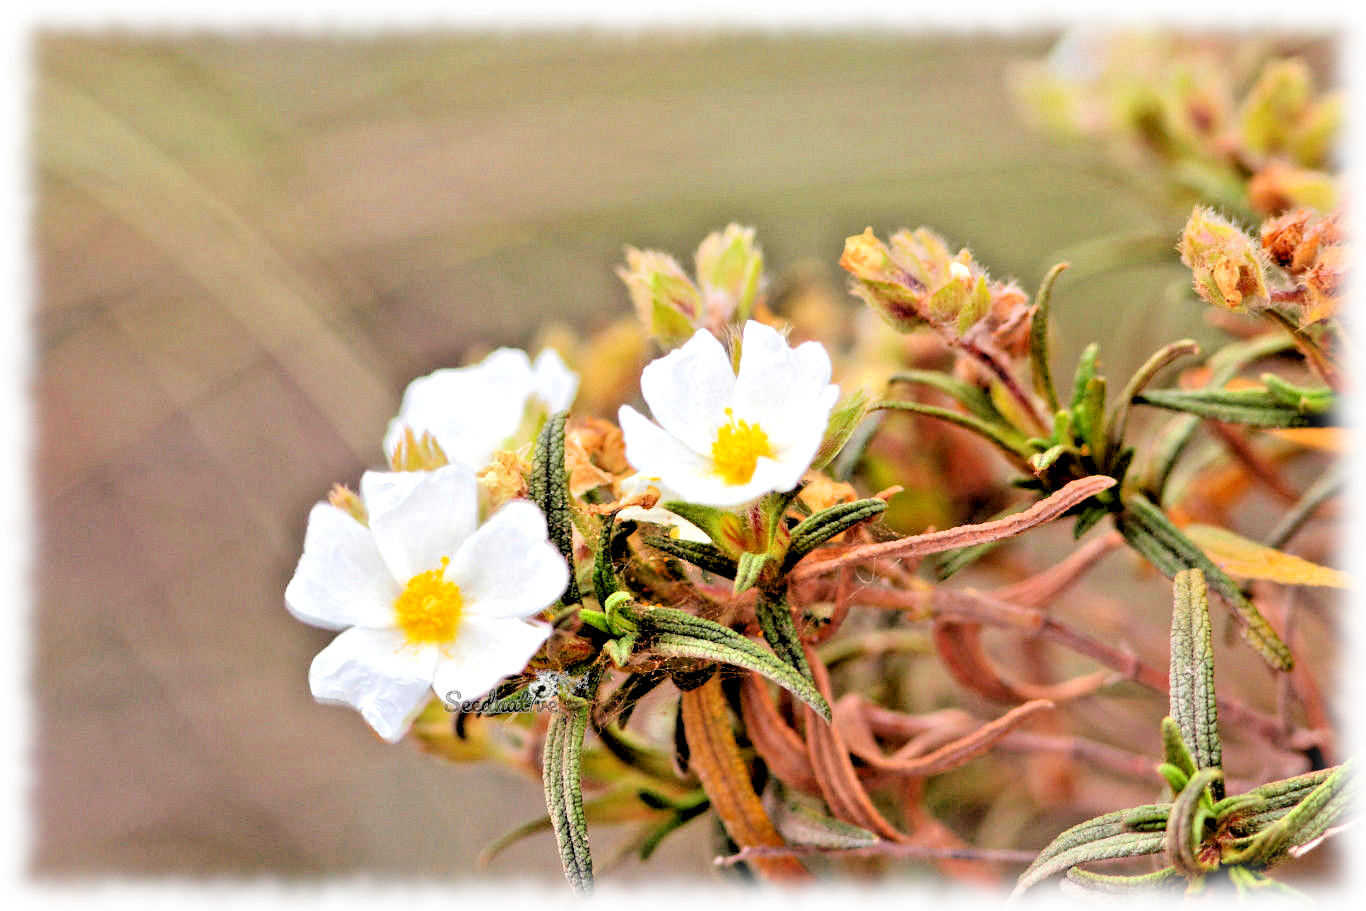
left=811, top=388, right=872, bottom=471
left=660, top=500, right=737, bottom=552
left=643, top=535, right=739, bottom=579
left=530, top=412, right=581, bottom=605
left=782, top=498, right=887, bottom=572
left=733, top=551, right=772, bottom=595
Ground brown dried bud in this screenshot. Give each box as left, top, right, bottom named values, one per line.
left=476, top=449, right=530, bottom=510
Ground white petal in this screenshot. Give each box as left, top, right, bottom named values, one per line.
left=431, top=615, right=551, bottom=705
left=382, top=348, right=536, bottom=469
left=309, top=627, right=439, bottom=742
left=638, top=328, right=736, bottom=453
left=532, top=348, right=580, bottom=413
left=285, top=503, right=398, bottom=630
left=619, top=405, right=713, bottom=482
left=448, top=500, right=569, bottom=619
left=732, top=321, right=838, bottom=450
left=361, top=464, right=479, bottom=583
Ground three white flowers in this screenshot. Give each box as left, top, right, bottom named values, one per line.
left=288, top=321, right=840, bottom=741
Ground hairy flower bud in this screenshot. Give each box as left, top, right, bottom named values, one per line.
left=694, top=223, right=764, bottom=326
left=616, top=248, right=704, bottom=348
left=618, top=226, right=767, bottom=349
left=1179, top=207, right=1269, bottom=311
left=841, top=226, right=1031, bottom=353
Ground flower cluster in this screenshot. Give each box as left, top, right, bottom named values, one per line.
left=288, top=310, right=841, bottom=742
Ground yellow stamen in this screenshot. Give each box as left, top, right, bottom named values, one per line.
left=394, top=556, right=463, bottom=645
left=710, top=408, right=773, bottom=486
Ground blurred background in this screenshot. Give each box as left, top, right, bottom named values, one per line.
left=31, top=30, right=1335, bottom=879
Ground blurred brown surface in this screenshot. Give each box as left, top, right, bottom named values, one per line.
left=32, top=32, right=1200, bottom=878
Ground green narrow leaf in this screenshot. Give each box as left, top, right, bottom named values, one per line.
left=1161, top=717, right=1198, bottom=780
left=1119, top=495, right=1292, bottom=671
left=1106, top=339, right=1200, bottom=458
left=1135, top=387, right=1328, bottom=428
left=593, top=512, right=625, bottom=604
left=753, top=588, right=812, bottom=681
left=889, top=369, right=1004, bottom=423
left=782, top=498, right=887, bottom=571
left=733, top=551, right=772, bottom=595
left=1140, top=333, right=1295, bottom=499
left=1165, top=767, right=1223, bottom=877
left=1072, top=503, right=1110, bottom=540
left=1029, top=261, right=1069, bottom=413
left=1169, top=570, right=1223, bottom=799
left=1014, top=803, right=1171, bottom=894
left=1077, top=375, right=1108, bottom=468
left=648, top=633, right=829, bottom=721
left=643, top=535, right=739, bottom=579
left=873, top=399, right=1033, bottom=462
left=1259, top=373, right=1335, bottom=414
left=765, top=785, right=879, bottom=848
left=1011, top=830, right=1167, bottom=898
left=542, top=666, right=603, bottom=895
left=530, top=412, right=580, bottom=605
left=1226, top=756, right=1358, bottom=867
left=1069, top=343, right=1100, bottom=414
left=1060, top=865, right=1182, bottom=897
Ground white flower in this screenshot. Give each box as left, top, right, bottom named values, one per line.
left=285, top=463, right=569, bottom=742
left=618, top=321, right=839, bottom=507
left=615, top=473, right=710, bottom=543
left=383, top=347, right=578, bottom=470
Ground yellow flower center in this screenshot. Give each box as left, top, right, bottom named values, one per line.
left=710, top=409, right=773, bottom=486
left=394, top=556, right=463, bottom=645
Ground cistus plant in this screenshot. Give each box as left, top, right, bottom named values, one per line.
left=284, top=36, right=1353, bottom=898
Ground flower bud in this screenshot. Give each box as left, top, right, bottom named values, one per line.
left=1247, top=161, right=1337, bottom=216
left=616, top=247, right=703, bottom=347
left=694, top=223, right=764, bottom=326
left=1179, top=206, right=1269, bottom=311
left=841, top=226, right=1030, bottom=351
left=476, top=449, right=531, bottom=510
